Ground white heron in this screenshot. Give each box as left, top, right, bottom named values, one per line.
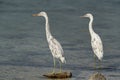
left=81, top=13, right=103, bottom=68
left=33, top=11, right=66, bottom=73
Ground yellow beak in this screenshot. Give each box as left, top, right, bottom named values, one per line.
left=32, top=14, right=38, bottom=16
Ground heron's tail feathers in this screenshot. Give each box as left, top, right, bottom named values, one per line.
left=97, top=52, right=103, bottom=61
left=60, top=57, right=66, bottom=63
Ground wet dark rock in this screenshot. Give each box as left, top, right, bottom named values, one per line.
left=43, top=72, right=72, bottom=79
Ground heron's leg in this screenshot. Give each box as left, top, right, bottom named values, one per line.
left=94, top=55, right=96, bottom=69
left=98, top=60, right=102, bottom=69
left=52, top=57, right=56, bottom=73
left=58, top=60, right=62, bottom=73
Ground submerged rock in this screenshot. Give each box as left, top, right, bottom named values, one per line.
left=89, top=72, right=106, bottom=80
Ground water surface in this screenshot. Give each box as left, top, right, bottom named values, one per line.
left=0, top=0, right=120, bottom=80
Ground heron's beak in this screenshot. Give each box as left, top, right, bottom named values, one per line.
left=80, top=16, right=84, bottom=18
left=80, top=15, right=86, bottom=18
left=32, top=14, right=39, bottom=16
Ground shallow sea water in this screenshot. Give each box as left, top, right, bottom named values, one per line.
left=0, top=0, right=120, bottom=80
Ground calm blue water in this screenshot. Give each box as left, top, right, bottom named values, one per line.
left=0, top=0, right=120, bottom=80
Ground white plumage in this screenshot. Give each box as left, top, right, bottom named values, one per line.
left=48, top=37, right=66, bottom=63
left=81, top=13, right=103, bottom=61
left=33, top=11, right=66, bottom=73
left=91, top=33, right=103, bottom=60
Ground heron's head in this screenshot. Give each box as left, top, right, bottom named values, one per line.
left=32, top=11, right=47, bottom=17
left=81, top=13, right=93, bottom=18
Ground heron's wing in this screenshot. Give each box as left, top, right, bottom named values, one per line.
left=91, top=34, right=103, bottom=60
left=48, top=37, right=64, bottom=58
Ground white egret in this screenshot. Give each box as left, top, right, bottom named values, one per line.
left=81, top=13, right=103, bottom=68
left=33, top=11, right=66, bottom=73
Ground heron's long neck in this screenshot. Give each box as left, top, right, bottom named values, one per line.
left=89, top=16, right=95, bottom=36
left=44, top=15, right=52, bottom=40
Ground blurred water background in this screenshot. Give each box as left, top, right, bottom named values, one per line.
left=0, top=0, right=120, bottom=80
